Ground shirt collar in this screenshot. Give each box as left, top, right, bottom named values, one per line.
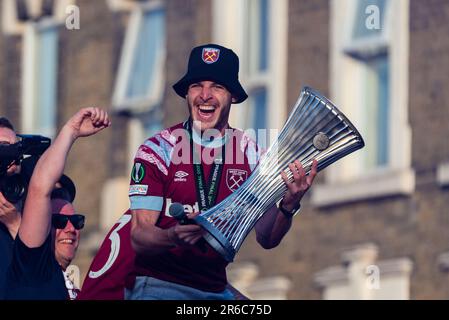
left=184, top=119, right=231, bottom=148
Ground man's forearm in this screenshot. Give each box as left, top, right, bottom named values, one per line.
left=255, top=205, right=293, bottom=249
left=29, top=126, right=76, bottom=197
left=131, top=224, right=176, bottom=256
left=19, top=126, right=77, bottom=247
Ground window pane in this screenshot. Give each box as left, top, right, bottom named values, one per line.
left=364, top=55, right=389, bottom=168
left=126, top=8, right=165, bottom=100
left=259, top=0, right=269, bottom=71
left=244, top=88, right=268, bottom=147
left=252, top=88, right=267, bottom=130
left=374, top=56, right=389, bottom=165
left=36, top=25, right=58, bottom=136
left=352, top=0, right=387, bottom=40
left=247, top=0, right=269, bottom=75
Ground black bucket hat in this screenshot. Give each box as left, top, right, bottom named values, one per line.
left=173, top=44, right=248, bottom=104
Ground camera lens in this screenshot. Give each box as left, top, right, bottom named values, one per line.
left=0, top=174, right=27, bottom=203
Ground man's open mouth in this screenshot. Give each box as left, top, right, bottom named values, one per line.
left=197, top=105, right=216, bottom=119
left=198, top=105, right=216, bottom=113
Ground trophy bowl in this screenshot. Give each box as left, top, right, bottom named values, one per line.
left=194, top=87, right=365, bottom=262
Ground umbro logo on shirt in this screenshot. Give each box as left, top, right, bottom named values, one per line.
left=174, top=170, right=189, bottom=182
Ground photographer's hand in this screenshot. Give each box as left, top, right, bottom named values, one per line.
left=64, top=107, right=111, bottom=139
left=0, top=192, right=21, bottom=238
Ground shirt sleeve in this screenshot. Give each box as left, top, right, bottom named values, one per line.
left=129, top=139, right=169, bottom=212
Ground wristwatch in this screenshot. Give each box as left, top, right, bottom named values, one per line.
left=278, top=199, right=301, bottom=219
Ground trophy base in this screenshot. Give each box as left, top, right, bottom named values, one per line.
left=195, top=215, right=236, bottom=262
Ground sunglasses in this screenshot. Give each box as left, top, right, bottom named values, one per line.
left=52, top=214, right=85, bottom=230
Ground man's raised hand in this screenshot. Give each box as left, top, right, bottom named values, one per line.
left=65, top=107, right=111, bottom=139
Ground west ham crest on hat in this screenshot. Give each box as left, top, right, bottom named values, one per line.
left=202, top=47, right=220, bottom=64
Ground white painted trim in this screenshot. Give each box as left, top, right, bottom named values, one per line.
left=212, top=0, right=243, bottom=51
left=107, top=0, right=163, bottom=12
left=341, top=243, right=378, bottom=265
left=128, top=118, right=144, bottom=170
left=389, top=0, right=411, bottom=171
left=146, top=44, right=166, bottom=106
left=212, top=0, right=287, bottom=131
left=2, top=0, right=25, bottom=35
left=227, top=262, right=259, bottom=293
left=319, top=0, right=412, bottom=205
left=21, top=20, right=59, bottom=137
left=437, top=162, right=449, bottom=187
left=343, top=0, right=393, bottom=57
left=99, top=177, right=131, bottom=231
left=112, top=2, right=165, bottom=112
left=377, top=258, right=413, bottom=276
left=438, top=252, right=449, bottom=272
left=315, top=258, right=413, bottom=289
left=112, top=8, right=142, bottom=108
left=268, top=0, right=287, bottom=131
left=2, top=0, right=74, bottom=35
left=314, top=266, right=349, bottom=287
left=314, top=243, right=413, bottom=300
left=312, top=167, right=415, bottom=207
left=54, top=0, right=77, bottom=22
left=21, top=24, right=38, bottom=133
left=246, top=276, right=291, bottom=300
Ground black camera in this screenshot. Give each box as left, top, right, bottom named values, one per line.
left=0, top=135, right=50, bottom=203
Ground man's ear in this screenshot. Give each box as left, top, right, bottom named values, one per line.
left=231, top=96, right=237, bottom=103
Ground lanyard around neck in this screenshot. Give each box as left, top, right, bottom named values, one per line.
left=184, top=120, right=226, bottom=212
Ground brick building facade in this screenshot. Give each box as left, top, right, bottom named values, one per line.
left=0, top=0, right=448, bottom=299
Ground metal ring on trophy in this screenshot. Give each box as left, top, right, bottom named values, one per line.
left=313, top=132, right=330, bottom=151
left=194, top=86, right=365, bottom=262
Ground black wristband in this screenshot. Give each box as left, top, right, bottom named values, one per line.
left=278, top=200, right=301, bottom=219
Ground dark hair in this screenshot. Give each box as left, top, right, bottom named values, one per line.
left=0, top=117, right=15, bottom=131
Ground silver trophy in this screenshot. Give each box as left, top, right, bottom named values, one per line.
left=194, top=87, right=365, bottom=262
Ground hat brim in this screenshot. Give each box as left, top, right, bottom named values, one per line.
left=173, top=74, right=248, bottom=104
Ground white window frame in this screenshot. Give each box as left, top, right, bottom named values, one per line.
left=9, top=0, right=74, bottom=137
left=111, top=0, right=165, bottom=113
left=437, top=162, right=449, bottom=187
left=2, top=0, right=74, bottom=35
left=21, top=18, right=60, bottom=137
left=107, top=0, right=143, bottom=12
left=343, top=0, right=392, bottom=60
left=314, top=243, right=413, bottom=300
left=312, top=0, right=414, bottom=207
left=3, top=0, right=73, bottom=136
left=108, top=0, right=166, bottom=167
left=211, top=0, right=288, bottom=132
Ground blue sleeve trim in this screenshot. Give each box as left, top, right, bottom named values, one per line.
left=130, top=196, right=163, bottom=211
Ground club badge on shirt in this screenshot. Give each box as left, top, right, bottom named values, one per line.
left=226, top=169, right=248, bottom=192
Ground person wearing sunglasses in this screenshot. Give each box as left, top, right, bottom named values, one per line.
left=0, top=118, right=77, bottom=300
left=4, top=107, right=110, bottom=300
